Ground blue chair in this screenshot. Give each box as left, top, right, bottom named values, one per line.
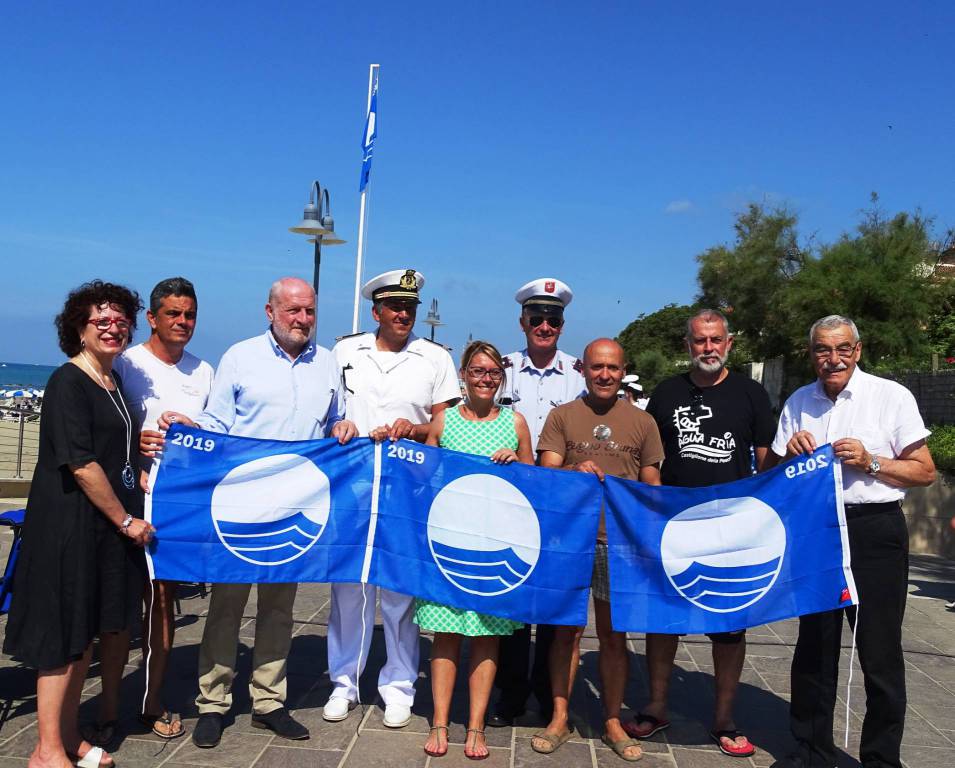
left=0, top=508, right=26, bottom=614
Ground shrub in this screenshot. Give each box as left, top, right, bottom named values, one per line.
left=927, top=425, right=955, bottom=473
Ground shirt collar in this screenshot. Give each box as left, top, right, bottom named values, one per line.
left=266, top=329, right=315, bottom=362
left=520, top=348, right=564, bottom=374
left=812, top=364, right=865, bottom=401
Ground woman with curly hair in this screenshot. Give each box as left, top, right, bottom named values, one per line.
left=416, top=340, right=534, bottom=760
left=3, top=280, right=155, bottom=768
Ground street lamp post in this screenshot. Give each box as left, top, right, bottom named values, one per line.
left=288, top=180, right=346, bottom=302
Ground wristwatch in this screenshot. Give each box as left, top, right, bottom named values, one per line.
left=119, top=513, right=134, bottom=534
left=866, top=457, right=882, bottom=475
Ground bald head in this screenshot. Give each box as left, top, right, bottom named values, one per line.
left=268, top=277, right=314, bottom=306
left=583, top=338, right=625, bottom=366
left=582, top=338, right=625, bottom=405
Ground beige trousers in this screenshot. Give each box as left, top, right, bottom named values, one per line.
left=195, top=582, right=298, bottom=715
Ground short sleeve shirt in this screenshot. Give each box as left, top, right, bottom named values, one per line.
left=501, top=348, right=587, bottom=451
left=771, top=367, right=930, bottom=504
left=332, top=332, right=461, bottom=435
left=647, top=371, right=775, bottom=487
left=537, top=397, right=665, bottom=541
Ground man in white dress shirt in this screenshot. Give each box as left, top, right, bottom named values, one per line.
left=489, top=278, right=586, bottom=728
left=324, top=268, right=460, bottom=727
left=113, top=277, right=213, bottom=739
left=768, top=315, right=936, bottom=768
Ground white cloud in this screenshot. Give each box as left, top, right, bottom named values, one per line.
left=664, top=200, right=694, bottom=215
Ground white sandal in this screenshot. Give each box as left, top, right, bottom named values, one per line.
left=74, top=746, right=113, bottom=768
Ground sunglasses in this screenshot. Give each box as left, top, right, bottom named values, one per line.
left=690, top=388, right=705, bottom=417
left=527, top=314, right=563, bottom=329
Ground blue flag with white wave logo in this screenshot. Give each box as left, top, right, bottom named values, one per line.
left=146, top=425, right=373, bottom=583
left=604, top=445, right=856, bottom=634
left=367, top=441, right=601, bottom=626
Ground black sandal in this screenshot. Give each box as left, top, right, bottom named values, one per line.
left=140, top=710, right=185, bottom=739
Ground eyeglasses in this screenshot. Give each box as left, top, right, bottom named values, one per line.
left=88, top=317, right=131, bottom=332
left=381, top=300, right=417, bottom=314
left=466, top=366, right=504, bottom=382
left=527, top=315, right=563, bottom=329
left=812, top=342, right=858, bottom=359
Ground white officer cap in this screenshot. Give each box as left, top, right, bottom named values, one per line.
left=361, top=269, right=425, bottom=303
left=621, top=374, right=643, bottom=393
left=514, top=277, right=573, bottom=310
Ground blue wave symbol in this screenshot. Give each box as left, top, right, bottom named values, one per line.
left=431, top=541, right=533, bottom=595
left=216, top=511, right=325, bottom=565
left=671, top=557, right=781, bottom=612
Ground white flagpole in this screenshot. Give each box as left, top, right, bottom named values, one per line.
left=352, top=63, right=379, bottom=333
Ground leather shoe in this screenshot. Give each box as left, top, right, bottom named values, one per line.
left=487, top=702, right=526, bottom=728
left=322, top=696, right=356, bottom=722
left=192, top=713, right=223, bottom=748
left=769, top=756, right=813, bottom=768
left=382, top=703, right=412, bottom=728
left=251, top=708, right=309, bottom=740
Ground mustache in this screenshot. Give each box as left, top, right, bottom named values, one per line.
left=822, top=361, right=849, bottom=372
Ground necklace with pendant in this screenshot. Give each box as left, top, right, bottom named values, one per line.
left=79, top=351, right=136, bottom=490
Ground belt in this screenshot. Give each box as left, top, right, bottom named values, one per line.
left=844, top=500, right=902, bottom=519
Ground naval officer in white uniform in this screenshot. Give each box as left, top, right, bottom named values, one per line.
left=324, top=269, right=460, bottom=727
left=490, top=278, right=586, bottom=727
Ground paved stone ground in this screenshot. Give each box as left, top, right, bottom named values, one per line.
left=1, top=528, right=953, bottom=768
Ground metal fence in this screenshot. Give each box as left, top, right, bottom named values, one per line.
left=885, top=369, right=955, bottom=426
left=0, top=406, right=40, bottom=480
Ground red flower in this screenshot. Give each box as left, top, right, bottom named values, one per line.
left=946, top=357, right=955, bottom=364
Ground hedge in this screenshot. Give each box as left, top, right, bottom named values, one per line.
left=928, top=425, right=955, bottom=473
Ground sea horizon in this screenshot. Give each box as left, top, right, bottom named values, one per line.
left=0, top=361, right=59, bottom=390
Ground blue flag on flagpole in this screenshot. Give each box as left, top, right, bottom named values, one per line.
left=603, top=444, right=857, bottom=634
left=359, top=81, right=378, bottom=192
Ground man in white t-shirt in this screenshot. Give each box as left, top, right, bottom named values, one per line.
left=767, top=315, right=936, bottom=768
left=324, top=269, right=460, bottom=728
left=112, top=277, right=214, bottom=740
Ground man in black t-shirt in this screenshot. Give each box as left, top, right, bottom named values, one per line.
left=625, top=309, right=775, bottom=759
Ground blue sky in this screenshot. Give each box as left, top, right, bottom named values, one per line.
left=2, top=1, right=953, bottom=366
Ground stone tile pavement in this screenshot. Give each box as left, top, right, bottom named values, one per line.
left=1, top=527, right=953, bottom=768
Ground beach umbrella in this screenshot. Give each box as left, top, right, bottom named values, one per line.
left=4, top=389, right=35, bottom=398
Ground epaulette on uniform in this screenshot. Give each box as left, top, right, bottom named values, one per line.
left=421, top=337, right=453, bottom=352
left=335, top=330, right=365, bottom=342
left=573, top=358, right=583, bottom=373
left=503, top=357, right=513, bottom=369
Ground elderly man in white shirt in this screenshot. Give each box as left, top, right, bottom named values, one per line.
left=324, top=269, right=460, bottom=728
left=767, top=315, right=935, bottom=768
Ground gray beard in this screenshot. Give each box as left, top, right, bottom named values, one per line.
left=692, top=353, right=726, bottom=374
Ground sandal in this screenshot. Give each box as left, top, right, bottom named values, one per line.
left=140, top=710, right=185, bottom=739
left=68, top=745, right=115, bottom=768
left=464, top=728, right=488, bottom=761
left=530, top=728, right=573, bottom=754
left=424, top=725, right=449, bottom=757
left=623, top=712, right=669, bottom=740
left=601, top=733, right=643, bottom=762
left=80, top=721, right=117, bottom=748
left=710, top=729, right=756, bottom=758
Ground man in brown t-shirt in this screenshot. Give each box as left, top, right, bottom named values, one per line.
left=531, top=338, right=663, bottom=761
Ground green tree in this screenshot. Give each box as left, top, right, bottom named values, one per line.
left=696, top=203, right=806, bottom=361
left=783, top=204, right=938, bottom=370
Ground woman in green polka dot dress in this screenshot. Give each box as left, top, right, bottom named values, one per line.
left=418, top=340, right=534, bottom=760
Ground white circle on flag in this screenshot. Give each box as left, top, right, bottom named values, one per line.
left=210, top=453, right=330, bottom=566
left=660, top=496, right=786, bottom=613
left=427, top=473, right=541, bottom=597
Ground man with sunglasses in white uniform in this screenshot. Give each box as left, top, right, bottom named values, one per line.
left=489, top=277, right=586, bottom=728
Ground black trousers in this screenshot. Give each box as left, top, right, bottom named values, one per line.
left=495, top=623, right=554, bottom=711
left=790, top=503, right=909, bottom=768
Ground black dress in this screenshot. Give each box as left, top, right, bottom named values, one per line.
left=2, top=362, right=144, bottom=670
